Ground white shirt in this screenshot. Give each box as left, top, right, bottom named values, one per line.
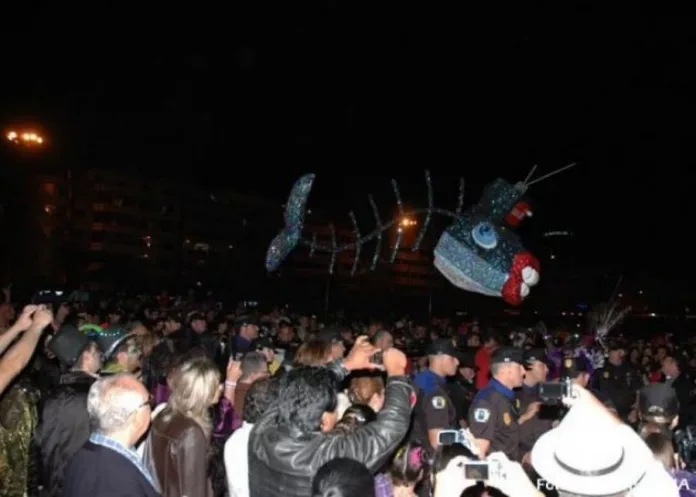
left=224, top=421, right=253, bottom=497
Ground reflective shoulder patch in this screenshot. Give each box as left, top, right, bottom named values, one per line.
left=432, top=396, right=447, bottom=409
left=474, top=408, right=490, bottom=423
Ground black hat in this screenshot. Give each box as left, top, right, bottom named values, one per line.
left=560, top=356, right=589, bottom=379
left=456, top=347, right=477, bottom=369
left=490, top=346, right=524, bottom=365
left=48, top=325, right=91, bottom=367
left=639, top=384, right=679, bottom=421
left=427, top=339, right=466, bottom=364
left=91, top=326, right=134, bottom=360
left=250, top=336, right=274, bottom=351
left=523, top=348, right=547, bottom=365
left=234, top=315, right=259, bottom=327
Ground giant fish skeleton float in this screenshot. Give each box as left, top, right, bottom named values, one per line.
left=266, top=164, right=575, bottom=306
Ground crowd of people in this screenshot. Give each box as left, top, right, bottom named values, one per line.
left=0, top=289, right=694, bottom=497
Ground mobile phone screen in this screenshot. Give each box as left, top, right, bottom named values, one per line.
left=464, top=462, right=489, bottom=480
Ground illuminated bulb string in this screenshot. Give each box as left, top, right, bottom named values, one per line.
left=300, top=170, right=465, bottom=275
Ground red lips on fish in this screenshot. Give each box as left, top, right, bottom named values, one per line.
left=501, top=251, right=540, bottom=306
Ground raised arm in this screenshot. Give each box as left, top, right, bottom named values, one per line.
left=0, top=306, right=52, bottom=395
left=319, top=348, right=415, bottom=472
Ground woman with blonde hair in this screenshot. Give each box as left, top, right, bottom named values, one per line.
left=145, top=356, right=221, bottom=497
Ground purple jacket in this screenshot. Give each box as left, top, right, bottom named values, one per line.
left=673, top=470, right=696, bottom=497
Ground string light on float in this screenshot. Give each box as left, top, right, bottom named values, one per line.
left=6, top=130, right=44, bottom=146
left=397, top=217, right=417, bottom=233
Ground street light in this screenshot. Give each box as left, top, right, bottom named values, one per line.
left=6, top=130, right=44, bottom=146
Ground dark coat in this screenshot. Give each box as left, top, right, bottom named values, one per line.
left=35, top=371, right=96, bottom=497
left=62, top=442, right=160, bottom=497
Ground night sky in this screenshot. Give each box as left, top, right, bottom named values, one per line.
left=1, top=9, right=692, bottom=279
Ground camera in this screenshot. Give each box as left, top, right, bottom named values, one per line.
left=438, top=430, right=463, bottom=446
left=539, top=379, right=572, bottom=404
left=462, top=461, right=503, bottom=481
left=371, top=350, right=383, bottom=365
left=437, top=429, right=477, bottom=454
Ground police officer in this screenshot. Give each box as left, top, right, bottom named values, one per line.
left=661, top=354, right=695, bottom=428
left=517, top=348, right=553, bottom=454
left=562, top=356, right=615, bottom=413
left=411, top=339, right=463, bottom=450
left=591, top=341, right=642, bottom=421
left=445, top=347, right=478, bottom=425
left=468, top=347, right=529, bottom=461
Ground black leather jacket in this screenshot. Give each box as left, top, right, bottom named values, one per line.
left=35, top=370, right=96, bottom=497
left=249, top=374, right=414, bottom=497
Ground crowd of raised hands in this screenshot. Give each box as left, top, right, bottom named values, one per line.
left=0, top=304, right=54, bottom=395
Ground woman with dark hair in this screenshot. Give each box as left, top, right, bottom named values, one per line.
left=374, top=441, right=429, bottom=497
left=312, top=458, right=375, bottom=497
left=334, top=404, right=377, bottom=434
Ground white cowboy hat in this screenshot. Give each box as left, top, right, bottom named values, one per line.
left=531, top=404, right=654, bottom=496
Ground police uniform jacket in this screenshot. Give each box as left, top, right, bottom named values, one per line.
left=468, top=378, right=521, bottom=461
left=412, top=370, right=456, bottom=449
left=591, top=362, right=641, bottom=418
left=445, top=376, right=477, bottom=424
left=516, top=384, right=554, bottom=453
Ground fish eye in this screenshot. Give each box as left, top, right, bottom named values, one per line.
left=472, top=221, right=498, bottom=249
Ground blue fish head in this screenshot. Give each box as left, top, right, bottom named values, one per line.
left=433, top=178, right=540, bottom=306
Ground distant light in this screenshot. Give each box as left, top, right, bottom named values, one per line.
left=6, top=129, right=44, bottom=146
left=618, top=293, right=623, bottom=298
left=400, top=217, right=417, bottom=227
left=638, top=290, right=643, bottom=295
left=649, top=313, right=656, bottom=317
left=550, top=254, right=556, bottom=260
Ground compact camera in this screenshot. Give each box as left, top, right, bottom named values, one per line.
left=462, top=460, right=504, bottom=481
left=538, top=378, right=572, bottom=404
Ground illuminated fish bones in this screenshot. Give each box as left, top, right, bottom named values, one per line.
left=265, top=165, right=575, bottom=306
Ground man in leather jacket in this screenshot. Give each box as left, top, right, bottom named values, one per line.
left=248, top=337, right=414, bottom=497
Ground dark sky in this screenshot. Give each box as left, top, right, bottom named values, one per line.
left=1, top=9, right=693, bottom=277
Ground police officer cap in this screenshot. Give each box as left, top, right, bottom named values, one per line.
left=491, top=346, right=524, bottom=365
left=234, top=315, right=259, bottom=327
left=426, top=339, right=467, bottom=364
left=523, top=348, right=547, bottom=365
left=456, top=347, right=477, bottom=369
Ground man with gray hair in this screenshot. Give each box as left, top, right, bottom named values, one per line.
left=62, top=374, right=160, bottom=497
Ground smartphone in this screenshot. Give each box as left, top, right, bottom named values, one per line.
left=539, top=381, right=570, bottom=403
left=371, top=350, right=383, bottom=365
left=464, top=462, right=489, bottom=481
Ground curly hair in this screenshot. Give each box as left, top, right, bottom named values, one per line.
left=275, top=366, right=337, bottom=434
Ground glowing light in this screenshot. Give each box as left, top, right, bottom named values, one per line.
left=6, top=130, right=44, bottom=146
left=400, top=217, right=417, bottom=227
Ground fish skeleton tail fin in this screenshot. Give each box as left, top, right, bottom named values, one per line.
left=265, top=174, right=315, bottom=272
